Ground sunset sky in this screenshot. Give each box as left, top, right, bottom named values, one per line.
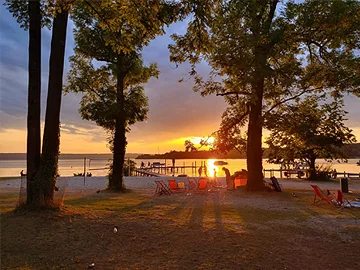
left=0, top=3, right=359, bottom=154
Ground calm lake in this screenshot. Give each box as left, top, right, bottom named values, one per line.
left=0, top=158, right=359, bottom=178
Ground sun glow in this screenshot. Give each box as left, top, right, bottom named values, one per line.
left=206, top=159, right=218, bottom=178
left=190, top=136, right=215, bottom=145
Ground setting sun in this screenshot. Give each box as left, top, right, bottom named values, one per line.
left=190, top=136, right=215, bottom=146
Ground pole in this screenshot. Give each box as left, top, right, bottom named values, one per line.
left=128, top=158, right=130, bottom=176
left=83, top=157, right=86, bottom=185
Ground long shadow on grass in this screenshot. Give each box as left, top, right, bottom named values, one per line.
left=211, top=193, right=225, bottom=231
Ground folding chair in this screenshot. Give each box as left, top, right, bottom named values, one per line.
left=168, top=180, right=186, bottom=192
left=154, top=180, right=172, bottom=196
left=336, top=190, right=352, bottom=208
left=197, top=178, right=208, bottom=192
left=270, top=176, right=282, bottom=192
left=187, top=177, right=198, bottom=192
left=310, top=185, right=336, bottom=205
left=177, top=181, right=186, bottom=191
left=168, top=180, right=178, bottom=191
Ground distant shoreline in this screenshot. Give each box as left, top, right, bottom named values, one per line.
left=0, top=153, right=141, bottom=160
left=1, top=142, right=359, bottom=160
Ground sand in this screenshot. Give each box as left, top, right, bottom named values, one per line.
left=1, top=176, right=360, bottom=194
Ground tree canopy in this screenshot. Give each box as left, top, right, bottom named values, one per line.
left=266, top=95, right=356, bottom=179
left=170, top=0, right=360, bottom=190
left=67, top=0, right=180, bottom=189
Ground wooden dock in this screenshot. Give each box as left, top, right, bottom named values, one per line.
left=134, top=163, right=198, bottom=177
left=134, top=169, right=160, bottom=177
left=263, top=169, right=360, bottom=179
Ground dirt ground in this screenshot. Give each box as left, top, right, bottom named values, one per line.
left=1, top=185, right=360, bottom=270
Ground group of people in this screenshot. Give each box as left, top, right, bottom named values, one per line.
left=198, top=164, right=208, bottom=177
left=197, top=165, right=233, bottom=189
left=140, top=161, right=152, bottom=168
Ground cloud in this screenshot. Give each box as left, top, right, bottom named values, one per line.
left=1, top=5, right=359, bottom=154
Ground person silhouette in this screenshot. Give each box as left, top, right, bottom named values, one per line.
left=222, top=167, right=232, bottom=190
left=204, top=164, right=208, bottom=177
left=198, top=166, right=203, bottom=177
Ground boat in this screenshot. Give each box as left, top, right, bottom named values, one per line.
left=152, top=162, right=165, bottom=167
left=214, top=160, right=228, bottom=166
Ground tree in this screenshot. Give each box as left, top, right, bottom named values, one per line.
left=170, top=0, right=360, bottom=190
left=266, top=96, right=356, bottom=179
left=4, top=0, right=51, bottom=204
left=5, top=0, right=71, bottom=205
left=26, top=0, right=41, bottom=204
left=35, top=3, right=69, bottom=204
left=184, top=140, right=198, bottom=152
left=65, top=56, right=152, bottom=183
left=69, top=1, right=178, bottom=190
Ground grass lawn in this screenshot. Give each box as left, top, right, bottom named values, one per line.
left=1, top=188, right=360, bottom=270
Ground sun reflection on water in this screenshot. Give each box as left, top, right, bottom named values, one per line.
left=206, top=159, right=219, bottom=178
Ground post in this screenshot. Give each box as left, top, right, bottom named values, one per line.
left=280, top=169, right=282, bottom=179
left=128, top=158, right=130, bottom=176
left=83, top=157, right=86, bottom=185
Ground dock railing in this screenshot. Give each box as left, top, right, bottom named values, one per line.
left=263, top=169, right=360, bottom=179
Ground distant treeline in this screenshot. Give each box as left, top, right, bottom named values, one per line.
left=136, top=143, right=360, bottom=159
left=1, top=143, right=359, bottom=160
left=0, top=153, right=140, bottom=160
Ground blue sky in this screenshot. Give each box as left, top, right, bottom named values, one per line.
left=0, top=1, right=359, bottom=154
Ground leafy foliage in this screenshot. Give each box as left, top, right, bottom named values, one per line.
left=4, top=0, right=62, bottom=30
left=170, top=0, right=360, bottom=189
left=67, top=0, right=179, bottom=190
left=266, top=95, right=356, bottom=178
left=65, top=56, right=153, bottom=132
left=184, top=140, right=198, bottom=152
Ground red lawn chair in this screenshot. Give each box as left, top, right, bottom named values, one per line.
left=168, top=180, right=186, bottom=192
left=197, top=178, right=208, bottom=192
left=310, top=185, right=336, bottom=205
left=336, top=190, right=352, bottom=208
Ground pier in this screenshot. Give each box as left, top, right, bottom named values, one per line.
left=134, top=162, right=198, bottom=177
left=263, top=169, right=360, bottom=179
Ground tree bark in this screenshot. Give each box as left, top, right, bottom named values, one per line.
left=109, top=58, right=126, bottom=190
left=26, top=0, right=41, bottom=204
left=246, top=48, right=266, bottom=191
left=36, top=10, right=68, bottom=204
left=308, top=157, right=317, bottom=180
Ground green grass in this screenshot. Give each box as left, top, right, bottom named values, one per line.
left=1, top=188, right=359, bottom=270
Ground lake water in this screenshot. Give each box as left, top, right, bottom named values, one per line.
left=0, top=158, right=359, bottom=178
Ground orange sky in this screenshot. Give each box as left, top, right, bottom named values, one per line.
left=0, top=124, right=359, bottom=154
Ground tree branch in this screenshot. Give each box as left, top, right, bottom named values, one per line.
left=221, top=105, right=250, bottom=133
left=216, top=91, right=251, bottom=96
left=84, top=0, right=113, bottom=32
left=263, top=87, right=324, bottom=117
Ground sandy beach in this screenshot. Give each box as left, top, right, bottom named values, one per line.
left=1, top=176, right=360, bottom=194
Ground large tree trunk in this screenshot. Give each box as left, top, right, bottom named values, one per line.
left=246, top=95, right=265, bottom=190
left=109, top=59, right=126, bottom=190
left=26, top=0, right=41, bottom=204
left=36, top=10, right=68, bottom=205
left=246, top=48, right=266, bottom=191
